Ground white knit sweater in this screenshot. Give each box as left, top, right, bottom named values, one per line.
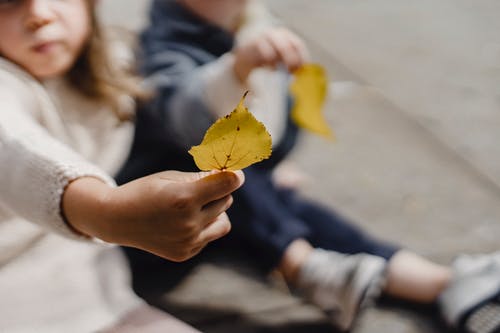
left=0, top=57, right=142, bottom=332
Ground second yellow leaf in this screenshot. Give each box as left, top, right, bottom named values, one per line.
left=290, top=63, right=334, bottom=139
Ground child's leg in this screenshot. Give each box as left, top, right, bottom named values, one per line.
left=279, top=233, right=500, bottom=333
left=285, top=191, right=399, bottom=260
left=278, top=240, right=452, bottom=303
left=287, top=241, right=387, bottom=331
left=384, top=250, right=451, bottom=303
left=275, top=191, right=397, bottom=286
left=277, top=195, right=451, bottom=303
left=278, top=238, right=314, bottom=284
left=260, top=194, right=391, bottom=329
left=272, top=194, right=454, bottom=330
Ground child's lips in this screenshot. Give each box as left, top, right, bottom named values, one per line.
left=31, top=40, right=60, bottom=54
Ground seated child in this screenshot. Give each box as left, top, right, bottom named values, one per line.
left=117, top=0, right=500, bottom=331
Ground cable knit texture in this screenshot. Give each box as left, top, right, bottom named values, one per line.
left=0, top=57, right=129, bottom=240
left=0, top=54, right=140, bottom=332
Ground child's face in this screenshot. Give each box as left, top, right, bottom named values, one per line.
left=180, top=0, right=248, bottom=31
left=0, top=0, right=91, bottom=79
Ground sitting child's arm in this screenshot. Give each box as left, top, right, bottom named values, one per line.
left=142, top=27, right=308, bottom=149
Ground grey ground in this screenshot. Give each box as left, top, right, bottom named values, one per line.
left=100, top=1, right=500, bottom=332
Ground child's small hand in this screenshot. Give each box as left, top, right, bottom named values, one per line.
left=63, top=170, right=244, bottom=262
left=112, top=170, right=244, bottom=261
left=233, top=27, right=309, bottom=83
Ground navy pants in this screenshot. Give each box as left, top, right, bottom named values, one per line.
left=225, top=167, right=398, bottom=270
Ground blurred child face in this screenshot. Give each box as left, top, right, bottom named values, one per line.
left=180, top=0, right=248, bottom=31
left=0, top=0, right=91, bottom=79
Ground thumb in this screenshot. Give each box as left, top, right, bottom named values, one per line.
left=192, top=170, right=245, bottom=205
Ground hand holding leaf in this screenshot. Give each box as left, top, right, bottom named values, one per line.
left=189, top=92, right=272, bottom=171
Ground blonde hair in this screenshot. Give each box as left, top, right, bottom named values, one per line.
left=66, top=2, right=148, bottom=121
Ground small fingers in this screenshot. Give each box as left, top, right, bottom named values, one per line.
left=192, top=171, right=244, bottom=206
left=198, top=213, right=232, bottom=244
left=201, top=194, right=234, bottom=226
left=266, top=28, right=307, bottom=72
left=255, top=35, right=280, bottom=68
left=286, top=30, right=310, bottom=64
left=189, top=244, right=206, bottom=257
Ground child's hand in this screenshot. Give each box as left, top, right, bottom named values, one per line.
left=63, top=170, right=244, bottom=262
left=233, top=27, right=309, bottom=83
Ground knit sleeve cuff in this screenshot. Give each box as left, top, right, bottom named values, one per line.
left=52, top=164, right=116, bottom=241
left=0, top=118, right=116, bottom=242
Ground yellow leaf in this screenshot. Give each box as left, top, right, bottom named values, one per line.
left=189, top=92, right=272, bottom=171
left=290, top=63, right=334, bottom=139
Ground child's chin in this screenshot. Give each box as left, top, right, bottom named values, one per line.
left=31, top=63, right=72, bottom=80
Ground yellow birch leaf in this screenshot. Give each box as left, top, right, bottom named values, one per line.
left=188, top=92, right=272, bottom=171
left=290, top=63, right=334, bottom=139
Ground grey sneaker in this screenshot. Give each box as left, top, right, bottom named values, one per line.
left=465, top=302, right=500, bottom=333
left=439, top=251, right=500, bottom=333
left=296, top=249, right=387, bottom=331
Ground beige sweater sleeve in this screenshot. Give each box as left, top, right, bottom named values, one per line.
left=0, top=64, right=115, bottom=240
